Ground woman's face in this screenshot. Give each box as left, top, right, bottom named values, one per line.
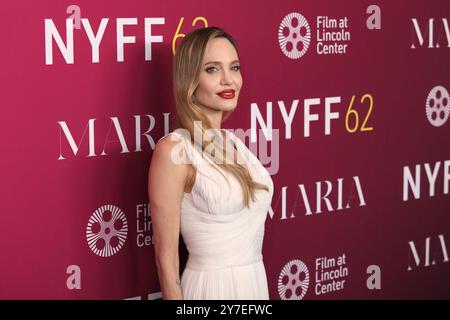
left=193, top=37, right=243, bottom=114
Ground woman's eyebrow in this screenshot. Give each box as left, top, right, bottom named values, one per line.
left=204, top=60, right=240, bottom=66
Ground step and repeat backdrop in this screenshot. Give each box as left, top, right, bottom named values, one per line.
left=0, top=1, right=449, bottom=299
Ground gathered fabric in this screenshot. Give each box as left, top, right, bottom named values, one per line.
left=158, top=128, right=274, bottom=299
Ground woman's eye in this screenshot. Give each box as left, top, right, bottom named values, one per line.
left=205, top=67, right=217, bottom=73
left=205, top=66, right=240, bottom=73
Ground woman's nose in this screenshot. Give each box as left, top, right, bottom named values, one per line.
left=220, top=70, right=233, bottom=85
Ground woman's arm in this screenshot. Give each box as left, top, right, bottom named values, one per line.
left=148, top=135, right=189, bottom=300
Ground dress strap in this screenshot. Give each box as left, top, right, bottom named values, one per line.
left=157, top=131, right=183, bottom=144
left=157, top=129, right=205, bottom=167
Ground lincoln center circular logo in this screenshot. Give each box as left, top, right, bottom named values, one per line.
left=278, top=259, right=310, bottom=300
left=278, top=12, right=311, bottom=59
left=425, top=85, right=450, bottom=127
left=86, top=204, right=128, bottom=257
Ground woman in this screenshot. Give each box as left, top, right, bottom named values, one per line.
left=148, top=26, right=274, bottom=300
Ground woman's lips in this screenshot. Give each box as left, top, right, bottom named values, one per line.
left=217, top=90, right=235, bottom=99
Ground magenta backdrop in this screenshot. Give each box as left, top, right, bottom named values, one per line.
left=0, top=0, right=449, bottom=299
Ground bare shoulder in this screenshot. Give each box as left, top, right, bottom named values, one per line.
left=153, top=133, right=186, bottom=166
left=149, top=133, right=189, bottom=190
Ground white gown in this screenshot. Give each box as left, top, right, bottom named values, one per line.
left=158, top=128, right=274, bottom=300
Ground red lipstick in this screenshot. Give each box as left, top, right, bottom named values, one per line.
left=217, top=89, right=235, bottom=99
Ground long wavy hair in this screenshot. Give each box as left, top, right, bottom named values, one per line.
left=172, top=26, right=268, bottom=208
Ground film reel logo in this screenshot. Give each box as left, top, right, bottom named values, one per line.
left=278, top=12, right=311, bottom=59
left=278, top=259, right=310, bottom=300
left=425, top=86, right=450, bottom=127
left=86, top=205, right=128, bottom=257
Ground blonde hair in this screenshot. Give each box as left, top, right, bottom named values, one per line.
left=172, top=26, right=269, bottom=208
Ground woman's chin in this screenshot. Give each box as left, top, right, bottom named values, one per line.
left=220, top=102, right=238, bottom=112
